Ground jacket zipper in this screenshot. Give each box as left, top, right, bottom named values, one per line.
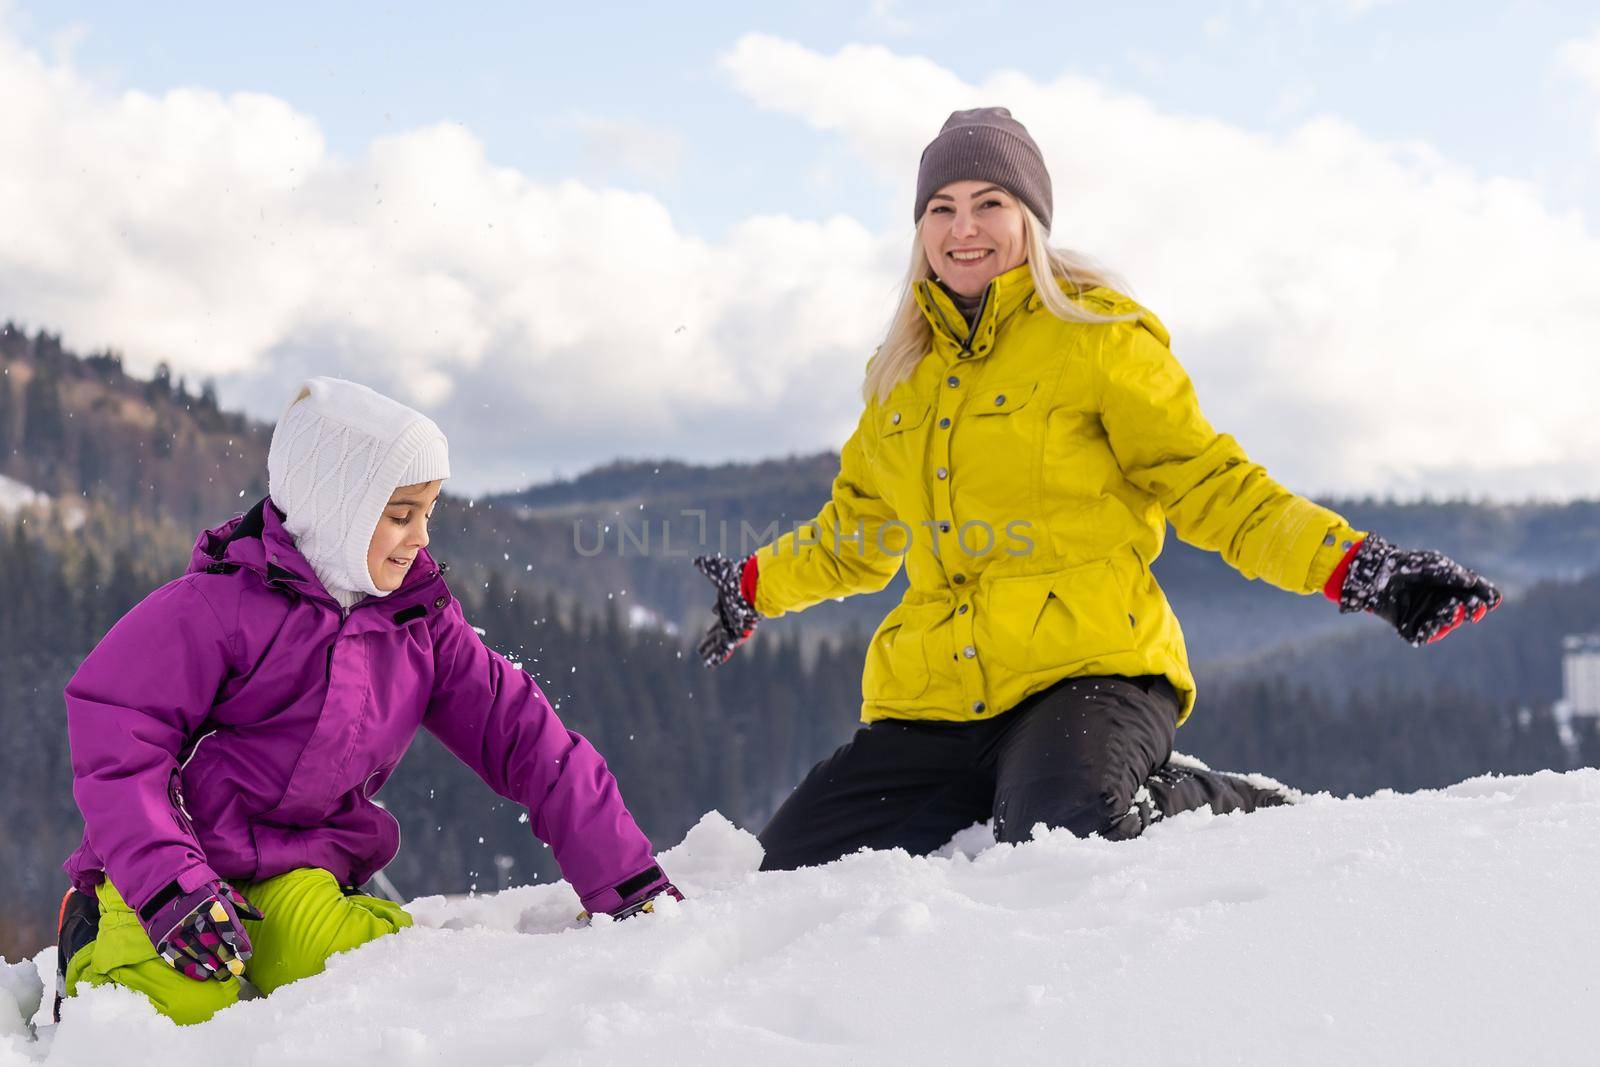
left=966, top=284, right=992, bottom=356
left=167, top=729, right=219, bottom=841
left=927, top=282, right=992, bottom=358
left=364, top=770, right=403, bottom=874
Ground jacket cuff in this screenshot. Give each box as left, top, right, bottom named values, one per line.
left=578, top=862, right=671, bottom=915
left=749, top=543, right=784, bottom=619
left=1320, top=536, right=1367, bottom=602
left=739, top=555, right=760, bottom=612
left=130, top=862, right=222, bottom=934
left=119, top=859, right=220, bottom=916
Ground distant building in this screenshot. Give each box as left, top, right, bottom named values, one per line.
left=1559, top=634, right=1600, bottom=718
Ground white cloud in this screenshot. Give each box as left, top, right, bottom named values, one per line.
left=0, top=24, right=902, bottom=492
left=1267, top=81, right=1317, bottom=123
left=1559, top=27, right=1600, bottom=153
left=720, top=33, right=1600, bottom=500
left=1559, top=29, right=1600, bottom=92
left=864, top=0, right=915, bottom=38
left=1342, top=0, right=1397, bottom=14
left=566, top=113, right=687, bottom=184
left=1, top=23, right=1597, bottom=501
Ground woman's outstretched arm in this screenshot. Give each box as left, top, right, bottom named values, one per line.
left=1097, top=307, right=1498, bottom=643
left=747, top=404, right=907, bottom=616
left=1096, top=309, right=1363, bottom=595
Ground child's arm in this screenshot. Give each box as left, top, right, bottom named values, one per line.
left=422, top=596, right=671, bottom=915
left=66, top=577, right=234, bottom=917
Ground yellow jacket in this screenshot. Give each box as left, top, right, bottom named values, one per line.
left=752, top=264, right=1363, bottom=725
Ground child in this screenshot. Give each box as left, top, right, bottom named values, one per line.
left=55, top=377, right=677, bottom=1025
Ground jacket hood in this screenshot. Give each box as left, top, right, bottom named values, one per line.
left=188, top=497, right=445, bottom=615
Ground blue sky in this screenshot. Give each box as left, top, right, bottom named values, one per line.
left=3, top=2, right=1600, bottom=498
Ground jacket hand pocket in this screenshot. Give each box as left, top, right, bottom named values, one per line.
left=862, top=610, right=933, bottom=704
left=981, top=561, right=1136, bottom=675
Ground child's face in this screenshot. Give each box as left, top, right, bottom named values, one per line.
left=367, top=479, right=443, bottom=591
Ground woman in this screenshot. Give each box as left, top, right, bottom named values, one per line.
left=693, top=107, right=1500, bottom=870
left=56, top=377, right=678, bottom=1025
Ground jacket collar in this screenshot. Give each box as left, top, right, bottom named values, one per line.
left=913, top=263, right=1037, bottom=361
left=189, top=497, right=447, bottom=623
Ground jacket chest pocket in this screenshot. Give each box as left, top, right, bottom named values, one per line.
left=872, top=400, right=933, bottom=511
left=950, top=381, right=1041, bottom=499
left=1043, top=403, right=1119, bottom=501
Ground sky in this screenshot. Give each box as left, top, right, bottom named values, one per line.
left=2, top=1, right=1600, bottom=498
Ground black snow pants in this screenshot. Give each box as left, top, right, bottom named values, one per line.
left=758, top=674, right=1286, bottom=871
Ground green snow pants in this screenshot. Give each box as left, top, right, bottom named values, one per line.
left=63, top=867, right=412, bottom=1025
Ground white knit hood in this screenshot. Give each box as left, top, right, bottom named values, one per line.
left=266, top=377, right=450, bottom=609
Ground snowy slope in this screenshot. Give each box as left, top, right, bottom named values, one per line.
left=6, top=770, right=1598, bottom=1066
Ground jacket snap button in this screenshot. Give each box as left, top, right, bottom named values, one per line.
left=972, top=701, right=986, bottom=713
left=952, top=574, right=967, bottom=585
left=938, top=521, right=951, bottom=533
left=963, top=645, right=976, bottom=659
left=433, top=596, right=447, bottom=610
left=957, top=603, right=968, bottom=615
left=891, top=412, right=901, bottom=425
left=939, top=417, right=951, bottom=429
left=936, top=467, right=948, bottom=479
left=994, top=394, right=1006, bottom=406
left=947, top=376, right=960, bottom=388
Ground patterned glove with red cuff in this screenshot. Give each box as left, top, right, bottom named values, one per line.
left=1326, top=533, right=1502, bottom=647
left=693, top=554, right=761, bottom=668
left=138, top=879, right=264, bottom=983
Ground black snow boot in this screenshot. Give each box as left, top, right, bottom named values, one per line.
left=1143, top=753, right=1301, bottom=827
left=53, top=888, right=99, bottom=1024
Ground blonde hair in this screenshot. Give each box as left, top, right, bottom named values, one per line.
left=863, top=205, right=1130, bottom=403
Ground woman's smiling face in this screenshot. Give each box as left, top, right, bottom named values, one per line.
left=919, top=180, right=1027, bottom=298
left=366, top=479, right=442, bottom=591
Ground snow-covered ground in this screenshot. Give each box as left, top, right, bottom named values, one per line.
left=0, top=475, right=46, bottom=515
left=5, top=769, right=1598, bottom=1066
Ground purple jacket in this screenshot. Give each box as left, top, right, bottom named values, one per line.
left=65, top=498, right=662, bottom=916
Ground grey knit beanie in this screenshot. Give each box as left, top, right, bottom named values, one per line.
left=914, top=107, right=1052, bottom=231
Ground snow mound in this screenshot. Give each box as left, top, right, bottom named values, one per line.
left=0, top=961, right=41, bottom=1042
left=8, top=771, right=1600, bottom=1065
